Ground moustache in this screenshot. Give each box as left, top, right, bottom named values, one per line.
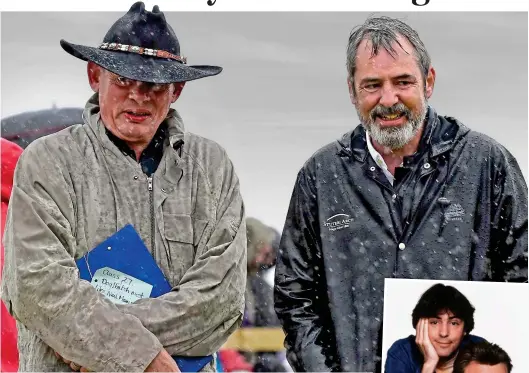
left=370, top=103, right=412, bottom=121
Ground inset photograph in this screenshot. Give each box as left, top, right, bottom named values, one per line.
left=382, top=279, right=529, bottom=373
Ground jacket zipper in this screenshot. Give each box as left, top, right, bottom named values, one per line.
left=148, top=176, right=155, bottom=261
left=366, top=166, right=404, bottom=276
left=393, top=163, right=437, bottom=275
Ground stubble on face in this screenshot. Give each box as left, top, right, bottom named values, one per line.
left=351, top=36, right=430, bottom=151
left=356, top=99, right=428, bottom=150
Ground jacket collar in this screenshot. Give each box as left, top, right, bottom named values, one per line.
left=82, top=93, right=185, bottom=187
left=82, top=93, right=186, bottom=156
left=337, top=106, right=470, bottom=162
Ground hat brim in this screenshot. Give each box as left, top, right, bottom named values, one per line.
left=60, top=39, right=222, bottom=84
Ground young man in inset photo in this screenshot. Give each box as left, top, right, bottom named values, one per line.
left=385, top=284, right=485, bottom=373
left=453, top=341, right=512, bottom=373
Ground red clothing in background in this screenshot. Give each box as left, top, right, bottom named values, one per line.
left=1, top=138, right=23, bottom=372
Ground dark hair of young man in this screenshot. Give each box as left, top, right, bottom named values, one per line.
left=411, top=284, right=475, bottom=332
left=453, top=341, right=513, bottom=373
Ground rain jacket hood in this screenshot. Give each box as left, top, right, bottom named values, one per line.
left=83, top=92, right=187, bottom=149
left=335, top=109, right=471, bottom=162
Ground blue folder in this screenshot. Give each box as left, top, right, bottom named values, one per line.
left=76, top=224, right=172, bottom=296
left=76, top=224, right=213, bottom=372
left=174, top=356, right=215, bottom=372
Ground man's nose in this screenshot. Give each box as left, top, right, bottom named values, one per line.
left=378, top=83, right=399, bottom=107
left=439, top=323, right=449, bottom=337
left=128, top=82, right=151, bottom=102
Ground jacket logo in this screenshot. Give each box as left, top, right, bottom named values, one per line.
left=444, top=203, right=465, bottom=222
left=324, top=214, right=353, bottom=232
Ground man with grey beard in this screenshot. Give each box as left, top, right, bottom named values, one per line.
left=274, top=16, right=527, bottom=373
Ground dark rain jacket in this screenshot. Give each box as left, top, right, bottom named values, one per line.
left=274, top=107, right=528, bottom=373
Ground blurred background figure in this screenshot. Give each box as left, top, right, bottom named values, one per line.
left=1, top=105, right=83, bottom=149
left=245, top=217, right=279, bottom=329
left=1, top=138, right=24, bottom=372
left=218, top=217, right=290, bottom=372
left=247, top=217, right=277, bottom=277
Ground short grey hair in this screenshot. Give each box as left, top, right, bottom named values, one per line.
left=346, top=16, right=431, bottom=90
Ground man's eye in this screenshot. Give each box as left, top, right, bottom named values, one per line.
left=147, top=83, right=165, bottom=91
left=397, top=81, right=412, bottom=86
left=363, top=84, right=380, bottom=91
left=116, top=76, right=130, bottom=85
left=429, top=320, right=438, bottom=325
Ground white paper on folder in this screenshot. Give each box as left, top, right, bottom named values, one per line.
left=90, top=267, right=153, bottom=304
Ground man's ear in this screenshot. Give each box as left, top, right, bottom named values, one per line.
left=87, top=61, right=101, bottom=92
left=425, top=66, right=436, bottom=99
left=171, top=82, right=186, bottom=103
left=347, top=77, right=357, bottom=105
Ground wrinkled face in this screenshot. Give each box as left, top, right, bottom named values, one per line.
left=464, top=362, right=509, bottom=373
left=87, top=61, right=184, bottom=148
left=428, top=311, right=466, bottom=357
left=348, top=36, right=435, bottom=150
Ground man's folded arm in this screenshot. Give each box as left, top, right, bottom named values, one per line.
left=115, top=150, right=247, bottom=355
left=1, top=144, right=163, bottom=372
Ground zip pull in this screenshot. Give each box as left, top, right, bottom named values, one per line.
left=147, top=177, right=153, bottom=191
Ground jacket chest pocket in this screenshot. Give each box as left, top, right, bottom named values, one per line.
left=163, top=213, right=209, bottom=284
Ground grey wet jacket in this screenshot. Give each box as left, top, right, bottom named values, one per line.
left=274, top=107, right=528, bottom=373
left=1, top=94, right=247, bottom=372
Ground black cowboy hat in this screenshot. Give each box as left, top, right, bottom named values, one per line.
left=60, top=1, right=222, bottom=83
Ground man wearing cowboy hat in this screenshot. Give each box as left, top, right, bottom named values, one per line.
left=1, top=2, right=246, bottom=372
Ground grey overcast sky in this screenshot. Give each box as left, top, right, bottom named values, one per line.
left=1, top=12, right=527, bottom=231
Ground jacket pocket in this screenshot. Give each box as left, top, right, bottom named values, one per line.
left=164, top=214, right=194, bottom=244
left=162, top=213, right=209, bottom=284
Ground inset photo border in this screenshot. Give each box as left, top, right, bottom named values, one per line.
left=382, top=279, right=529, bottom=373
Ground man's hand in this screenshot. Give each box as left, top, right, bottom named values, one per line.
left=54, top=351, right=89, bottom=372
left=145, top=348, right=181, bottom=372
left=415, top=318, right=438, bottom=373
left=54, top=348, right=181, bottom=372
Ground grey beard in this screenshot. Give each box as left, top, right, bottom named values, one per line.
left=358, top=101, right=428, bottom=150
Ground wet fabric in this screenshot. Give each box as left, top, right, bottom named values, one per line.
left=1, top=93, right=247, bottom=372
left=105, top=122, right=168, bottom=176
left=274, top=107, right=528, bottom=373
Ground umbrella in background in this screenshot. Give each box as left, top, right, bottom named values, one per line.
left=1, top=106, right=84, bottom=149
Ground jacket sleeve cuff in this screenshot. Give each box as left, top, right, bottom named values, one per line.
left=100, top=334, right=163, bottom=372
